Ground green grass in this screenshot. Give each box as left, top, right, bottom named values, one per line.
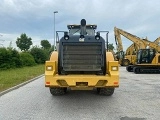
left=0, top=64, right=44, bottom=92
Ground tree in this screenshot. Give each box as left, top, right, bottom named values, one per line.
left=41, top=40, right=51, bottom=49
left=107, top=43, right=115, bottom=51
left=16, top=33, right=32, bottom=51
left=49, top=45, right=56, bottom=53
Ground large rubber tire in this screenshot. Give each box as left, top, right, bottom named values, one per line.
left=122, top=59, right=130, bottom=66
left=97, top=88, right=115, bottom=96
left=50, top=87, right=67, bottom=96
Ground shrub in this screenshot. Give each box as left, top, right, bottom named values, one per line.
left=0, top=47, right=11, bottom=69
left=30, top=47, right=48, bottom=64
left=20, top=52, right=36, bottom=66
left=0, top=48, right=22, bottom=69
left=8, top=48, right=23, bottom=68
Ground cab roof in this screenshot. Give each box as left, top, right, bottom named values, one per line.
left=67, top=24, right=97, bottom=30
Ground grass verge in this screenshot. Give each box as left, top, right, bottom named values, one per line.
left=0, top=64, right=44, bottom=92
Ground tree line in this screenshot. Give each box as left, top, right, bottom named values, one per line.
left=0, top=33, right=54, bottom=70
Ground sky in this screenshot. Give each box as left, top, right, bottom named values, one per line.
left=0, top=0, right=160, bottom=51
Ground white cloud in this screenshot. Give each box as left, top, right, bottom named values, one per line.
left=0, top=0, right=160, bottom=51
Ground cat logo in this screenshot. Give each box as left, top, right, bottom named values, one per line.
left=79, top=38, right=84, bottom=42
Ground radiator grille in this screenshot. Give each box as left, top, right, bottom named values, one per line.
left=62, top=43, right=102, bottom=71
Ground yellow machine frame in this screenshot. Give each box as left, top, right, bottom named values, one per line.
left=45, top=52, right=119, bottom=90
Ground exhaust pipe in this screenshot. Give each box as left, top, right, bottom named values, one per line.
left=80, top=19, right=87, bottom=35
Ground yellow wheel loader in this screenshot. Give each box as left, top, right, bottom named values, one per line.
left=45, top=19, right=119, bottom=95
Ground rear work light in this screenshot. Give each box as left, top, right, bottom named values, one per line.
left=95, top=32, right=100, bottom=40
left=111, top=66, right=118, bottom=71
left=46, top=66, right=53, bottom=71
left=64, top=32, right=69, bottom=40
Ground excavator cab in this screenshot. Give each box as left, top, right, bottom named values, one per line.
left=137, top=49, right=156, bottom=64
left=117, top=51, right=124, bottom=60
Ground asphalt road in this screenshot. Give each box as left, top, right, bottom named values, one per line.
left=0, top=67, right=160, bottom=120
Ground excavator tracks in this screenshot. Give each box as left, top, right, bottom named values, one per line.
left=127, top=65, right=160, bottom=74
left=126, top=65, right=133, bottom=72
left=133, top=66, right=160, bottom=74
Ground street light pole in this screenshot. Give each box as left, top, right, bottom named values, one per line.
left=54, top=11, right=58, bottom=51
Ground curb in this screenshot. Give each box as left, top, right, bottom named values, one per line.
left=0, top=74, right=44, bottom=97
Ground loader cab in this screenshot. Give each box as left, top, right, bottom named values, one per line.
left=67, top=25, right=97, bottom=36
left=137, top=49, right=156, bottom=64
